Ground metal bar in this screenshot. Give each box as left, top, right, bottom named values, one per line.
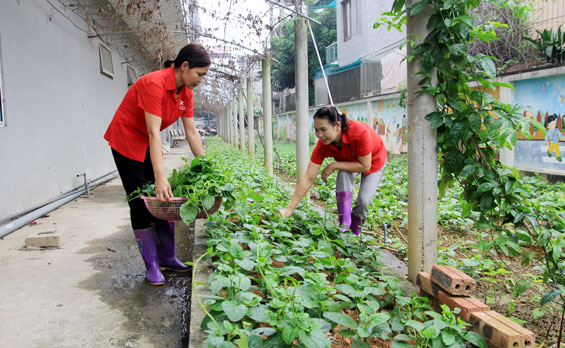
left=265, top=0, right=321, bottom=25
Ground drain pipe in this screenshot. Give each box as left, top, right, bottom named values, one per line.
left=0, top=171, right=118, bottom=239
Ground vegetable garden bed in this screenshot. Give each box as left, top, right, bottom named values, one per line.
left=192, top=138, right=492, bottom=348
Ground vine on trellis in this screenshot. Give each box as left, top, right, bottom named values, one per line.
left=377, top=0, right=565, bottom=344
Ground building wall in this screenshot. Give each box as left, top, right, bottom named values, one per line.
left=336, top=0, right=404, bottom=67
left=0, top=0, right=140, bottom=217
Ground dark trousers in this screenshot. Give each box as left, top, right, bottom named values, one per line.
left=111, top=148, right=166, bottom=229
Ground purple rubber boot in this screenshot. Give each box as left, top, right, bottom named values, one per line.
left=133, top=227, right=165, bottom=285
left=153, top=221, right=191, bottom=272
left=350, top=215, right=365, bottom=236
left=336, top=191, right=353, bottom=232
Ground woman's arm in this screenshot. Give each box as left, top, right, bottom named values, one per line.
left=279, top=161, right=321, bottom=217
left=181, top=116, right=205, bottom=157
left=145, top=111, right=173, bottom=201
left=321, top=154, right=371, bottom=183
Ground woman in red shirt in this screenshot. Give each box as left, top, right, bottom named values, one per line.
left=104, top=43, right=210, bottom=285
left=280, top=106, right=387, bottom=235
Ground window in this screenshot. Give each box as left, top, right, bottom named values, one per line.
left=126, top=65, right=137, bottom=87
left=342, top=0, right=352, bottom=41
left=99, top=42, right=114, bottom=79
left=0, top=34, right=5, bottom=127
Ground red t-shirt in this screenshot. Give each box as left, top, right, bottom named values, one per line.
left=310, top=120, right=387, bottom=174
left=104, top=67, right=194, bottom=161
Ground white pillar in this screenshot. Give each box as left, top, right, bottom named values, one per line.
left=406, top=0, right=438, bottom=283
left=247, top=74, right=255, bottom=158
left=294, top=1, right=309, bottom=182
left=239, top=84, right=246, bottom=152
left=263, top=58, right=274, bottom=175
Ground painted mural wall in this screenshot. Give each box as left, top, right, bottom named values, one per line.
left=273, top=98, right=407, bottom=155
left=514, top=74, right=565, bottom=174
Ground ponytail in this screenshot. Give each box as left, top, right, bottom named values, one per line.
left=313, top=105, right=349, bottom=132
left=163, top=43, right=211, bottom=69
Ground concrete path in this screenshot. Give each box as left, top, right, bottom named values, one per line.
left=0, top=144, right=198, bottom=348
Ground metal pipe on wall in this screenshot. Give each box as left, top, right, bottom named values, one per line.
left=0, top=171, right=119, bottom=239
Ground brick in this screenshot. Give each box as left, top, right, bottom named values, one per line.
left=437, top=290, right=489, bottom=322
left=25, top=229, right=66, bottom=249
left=416, top=272, right=434, bottom=295
left=486, top=311, right=536, bottom=347
left=470, top=311, right=533, bottom=348
left=431, top=265, right=477, bottom=296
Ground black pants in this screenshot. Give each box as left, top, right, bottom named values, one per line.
left=111, top=147, right=166, bottom=229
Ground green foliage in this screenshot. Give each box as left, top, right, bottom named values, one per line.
left=525, top=25, right=565, bottom=64
left=377, top=0, right=565, bottom=343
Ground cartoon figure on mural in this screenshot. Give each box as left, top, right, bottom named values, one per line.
left=545, top=114, right=565, bottom=162
left=399, top=115, right=407, bottom=153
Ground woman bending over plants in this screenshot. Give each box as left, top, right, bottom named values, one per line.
left=279, top=105, right=387, bottom=235
left=104, top=43, right=210, bottom=285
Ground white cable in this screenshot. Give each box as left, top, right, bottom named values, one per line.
left=307, top=19, right=334, bottom=106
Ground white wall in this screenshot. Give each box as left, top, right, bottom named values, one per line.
left=337, top=0, right=404, bottom=67
left=0, top=0, right=140, bottom=217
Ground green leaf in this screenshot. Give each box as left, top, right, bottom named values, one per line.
left=469, top=113, right=482, bottom=133
left=298, top=330, right=318, bottom=348
left=422, top=325, right=440, bottom=339
left=179, top=202, right=198, bottom=225
left=247, top=335, right=263, bottom=348
left=338, top=329, right=356, bottom=337
left=442, top=328, right=456, bottom=345
left=282, top=326, right=298, bottom=345
left=408, top=0, right=429, bottom=15
left=464, top=331, right=489, bottom=348
left=391, top=342, right=413, bottom=348
left=221, top=301, right=248, bottom=322
left=247, top=191, right=265, bottom=202
left=541, top=289, right=562, bottom=306
left=202, top=195, right=216, bottom=210
left=476, top=54, right=497, bottom=78
left=248, top=305, right=269, bottom=323
left=235, top=259, right=256, bottom=271
left=323, top=312, right=358, bottom=330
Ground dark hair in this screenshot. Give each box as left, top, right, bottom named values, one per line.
left=545, top=113, right=559, bottom=128
left=313, top=105, right=349, bottom=132
left=164, top=43, right=211, bottom=69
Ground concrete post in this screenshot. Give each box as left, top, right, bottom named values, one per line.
left=406, top=0, right=438, bottom=283
left=262, top=58, right=274, bottom=175
left=228, top=101, right=234, bottom=146
left=247, top=73, right=255, bottom=158
left=233, top=96, right=239, bottom=148
left=294, top=1, right=309, bottom=182
left=239, top=83, right=246, bottom=152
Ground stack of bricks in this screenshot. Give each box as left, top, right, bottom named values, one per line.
left=416, top=265, right=536, bottom=348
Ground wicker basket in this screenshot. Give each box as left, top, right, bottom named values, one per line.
left=141, top=196, right=222, bottom=221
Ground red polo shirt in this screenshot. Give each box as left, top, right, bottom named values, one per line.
left=311, top=120, right=386, bottom=175
left=104, top=67, right=194, bottom=162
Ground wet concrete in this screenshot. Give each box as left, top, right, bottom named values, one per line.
left=0, top=144, right=197, bottom=348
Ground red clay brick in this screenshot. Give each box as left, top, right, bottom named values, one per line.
left=486, top=310, right=536, bottom=347
left=416, top=272, right=434, bottom=295
left=431, top=265, right=477, bottom=296
left=470, top=311, right=532, bottom=348
left=437, top=290, right=489, bottom=322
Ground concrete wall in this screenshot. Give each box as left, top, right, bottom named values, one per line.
left=0, top=0, right=144, bottom=217
left=336, top=0, right=404, bottom=67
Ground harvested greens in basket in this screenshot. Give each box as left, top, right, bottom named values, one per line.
left=129, top=156, right=236, bottom=225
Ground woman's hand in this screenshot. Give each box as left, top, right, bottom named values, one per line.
left=279, top=208, right=293, bottom=218
left=321, top=163, right=335, bottom=183
left=155, top=177, right=173, bottom=202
